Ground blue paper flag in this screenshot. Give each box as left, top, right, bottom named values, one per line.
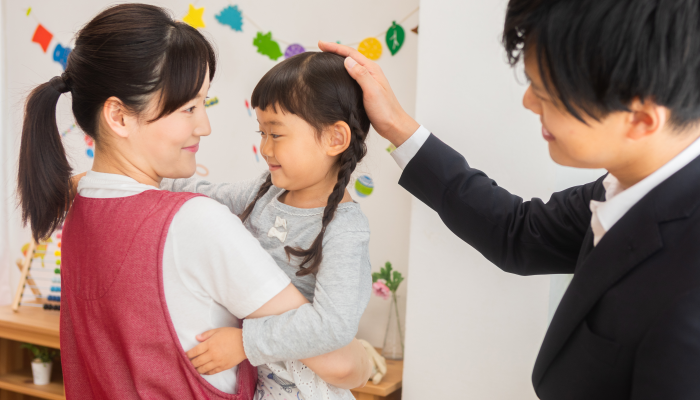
left=53, top=43, right=71, bottom=70
left=216, top=5, right=243, bottom=32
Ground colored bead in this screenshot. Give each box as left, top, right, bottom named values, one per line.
left=54, top=251, right=61, bottom=256
left=54, top=268, right=60, bottom=274
left=56, top=260, right=61, bottom=265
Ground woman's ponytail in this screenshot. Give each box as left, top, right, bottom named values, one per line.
left=18, top=73, right=73, bottom=241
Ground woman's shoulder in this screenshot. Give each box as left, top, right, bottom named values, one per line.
left=174, top=196, right=248, bottom=236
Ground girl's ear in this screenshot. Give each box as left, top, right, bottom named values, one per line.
left=101, top=96, right=132, bottom=139
left=325, top=121, right=351, bottom=157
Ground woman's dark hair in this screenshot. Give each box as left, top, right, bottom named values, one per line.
left=503, top=0, right=700, bottom=128
left=18, top=3, right=216, bottom=241
left=242, top=52, right=371, bottom=276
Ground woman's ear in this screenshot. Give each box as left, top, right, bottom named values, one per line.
left=101, top=96, right=131, bottom=139
left=325, top=121, right=351, bottom=157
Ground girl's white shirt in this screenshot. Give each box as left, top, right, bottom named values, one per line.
left=77, top=170, right=291, bottom=394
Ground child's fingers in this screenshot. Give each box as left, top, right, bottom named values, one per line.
left=195, top=329, right=217, bottom=342
left=196, top=361, right=216, bottom=375
left=205, top=366, right=227, bottom=376
left=186, top=342, right=208, bottom=360
left=190, top=353, right=212, bottom=369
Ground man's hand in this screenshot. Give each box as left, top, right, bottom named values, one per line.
left=186, top=327, right=246, bottom=375
left=318, top=40, right=420, bottom=147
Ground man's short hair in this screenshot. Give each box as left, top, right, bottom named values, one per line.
left=503, top=0, right=700, bottom=128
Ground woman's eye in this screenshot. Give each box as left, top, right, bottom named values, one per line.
left=185, top=106, right=196, bottom=113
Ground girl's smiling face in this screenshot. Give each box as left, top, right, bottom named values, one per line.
left=255, top=106, right=338, bottom=192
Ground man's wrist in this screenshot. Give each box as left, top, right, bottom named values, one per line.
left=386, top=114, right=420, bottom=147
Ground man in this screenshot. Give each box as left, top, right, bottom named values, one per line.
left=321, top=0, right=700, bottom=398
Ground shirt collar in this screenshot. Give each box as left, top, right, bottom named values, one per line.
left=595, top=136, right=700, bottom=232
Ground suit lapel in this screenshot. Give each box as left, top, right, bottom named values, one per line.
left=532, top=154, right=700, bottom=388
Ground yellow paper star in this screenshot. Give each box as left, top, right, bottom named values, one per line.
left=183, top=4, right=205, bottom=29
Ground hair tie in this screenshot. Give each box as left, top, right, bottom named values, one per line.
left=49, top=74, right=70, bottom=94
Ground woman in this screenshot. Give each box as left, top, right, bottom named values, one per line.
left=17, top=5, right=369, bottom=399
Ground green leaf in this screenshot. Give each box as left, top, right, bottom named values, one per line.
left=385, top=21, right=406, bottom=56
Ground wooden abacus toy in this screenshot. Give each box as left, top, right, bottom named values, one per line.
left=12, top=227, right=63, bottom=313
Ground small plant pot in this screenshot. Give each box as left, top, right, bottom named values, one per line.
left=30, top=360, right=52, bottom=385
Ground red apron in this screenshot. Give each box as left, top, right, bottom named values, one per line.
left=61, top=190, right=257, bottom=399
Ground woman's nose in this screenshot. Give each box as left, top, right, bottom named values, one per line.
left=194, top=113, right=212, bottom=137
left=260, top=135, right=273, bottom=158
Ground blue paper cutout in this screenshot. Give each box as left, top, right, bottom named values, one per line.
left=216, top=5, right=243, bottom=32
left=53, top=43, right=71, bottom=70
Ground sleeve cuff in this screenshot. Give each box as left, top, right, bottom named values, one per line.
left=390, top=125, right=431, bottom=170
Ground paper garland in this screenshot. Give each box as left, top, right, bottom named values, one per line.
left=28, top=12, right=72, bottom=71
left=355, top=175, right=374, bottom=197
left=203, top=4, right=418, bottom=62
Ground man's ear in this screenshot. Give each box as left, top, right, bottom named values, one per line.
left=325, top=121, right=352, bottom=157
left=101, top=96, right=131, bottom=139
left=627, top=98, right=670, bottom=141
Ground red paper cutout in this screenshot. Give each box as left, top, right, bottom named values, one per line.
left=32, top=24, right=53, bottom=53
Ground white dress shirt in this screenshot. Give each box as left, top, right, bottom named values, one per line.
left=391, top=126, right=700, bottom=247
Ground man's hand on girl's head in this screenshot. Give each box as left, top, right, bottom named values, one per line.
left=318, top=41, right=419, bottom=148
left=186, top=327, right=246, bottom=375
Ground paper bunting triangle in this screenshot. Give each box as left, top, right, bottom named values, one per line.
left=183, top=4, right=206, bottom=29
left=32, top=24, right=53, bottom=53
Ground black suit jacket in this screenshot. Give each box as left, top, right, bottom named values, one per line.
left=400, top=134, right=700, bottom=399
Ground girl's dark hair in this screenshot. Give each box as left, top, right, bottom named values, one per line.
left=18, top=4, right=216, bottom=241
left=503, top=0, right=700, bottom=128
left=243, top=52, right=371, bottom=276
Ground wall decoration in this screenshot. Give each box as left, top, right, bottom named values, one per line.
left=60, top=123, right=78, bottom=137
left=253, top=32, right=283, bottom=61
left=210, top=4, right=418, bottom=62
left=215, top=5, right=243, bottom=31
left=183, top=4, right=206, bottom=29
left=411, top=26, right=418, bottom=34
left=284, top=44, right=305, bottom=59
left=253, top=145, right=260, bottom=162
left=355, top=175, right=374, bottom=197
left=385, top=22, right=405, bottom=56
left=358, top=38, right=382, bottom=60
left=205, top=97, right=219, bottom=108
left=386, top=144, right=396, bottom=153
left=84, top=134, right=94, bottom=158
left=245, top=99, right=252, bottom=116
left=26, top=7, right=32, bottom=16
left=31, top=24, right=52, bottom=53
left=53, top=43, right=71, bottom=70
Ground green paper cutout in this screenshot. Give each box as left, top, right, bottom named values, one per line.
left=253, top=32, right=283, bottom=61
left=386, top=21, right=405, bottom=56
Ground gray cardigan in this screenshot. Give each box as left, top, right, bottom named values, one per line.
left=161, top=172, right=372, bottom=366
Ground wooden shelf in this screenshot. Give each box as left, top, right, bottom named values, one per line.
left=351, top=351, right=403, bottom=400
left=0, top=370, right=65, bottom=400
left=0, top=305, right=60, bottom=349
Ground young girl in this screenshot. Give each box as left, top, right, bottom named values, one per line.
left=161, top=52, right=373, bottom=400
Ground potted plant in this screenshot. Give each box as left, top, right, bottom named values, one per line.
left=372, top=261, right=405, bottom=360
left=22, top=344, right=58, bottom=385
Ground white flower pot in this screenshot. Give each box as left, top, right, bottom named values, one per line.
left=31, top=361, right=52, bottom=385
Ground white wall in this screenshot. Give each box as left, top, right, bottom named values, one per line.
left=403, top=1, right=555, bottom=398
left=1, top=0, right=418, bottom=347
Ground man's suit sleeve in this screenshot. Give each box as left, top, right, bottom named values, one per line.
left=631, top=288, right=700, bottom=399
left=399, top=133, right=602, bottom=276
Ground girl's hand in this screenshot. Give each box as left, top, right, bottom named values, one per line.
left=318, top=40, right=420, bottom=147
left=186, top=327, right=246, bottom=375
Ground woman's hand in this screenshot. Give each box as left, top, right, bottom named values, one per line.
left=186, top=327, right=246, bottom=375
left=318, top=41, right=420, bottom=147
